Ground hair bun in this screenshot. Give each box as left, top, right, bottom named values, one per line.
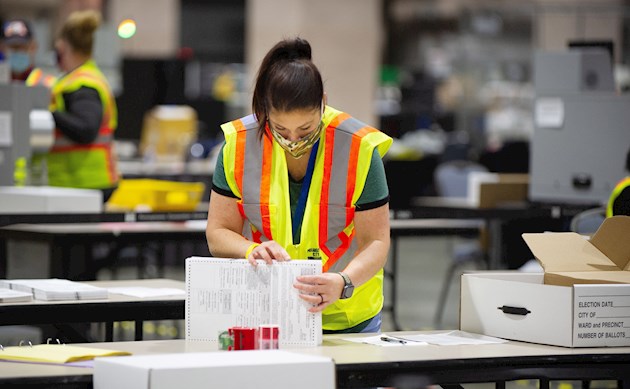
left=275, top=37, right=312, bottom=61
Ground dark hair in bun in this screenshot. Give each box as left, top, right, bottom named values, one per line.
left=252, top=37, right=324, bottom=138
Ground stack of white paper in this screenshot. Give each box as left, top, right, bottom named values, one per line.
left=186, top=257, right=323, bottom=347
left=0, top=279, right=108, bottom=301
left=0, top=289, right=33, bottom=303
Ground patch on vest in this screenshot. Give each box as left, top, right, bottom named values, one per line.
left=307, top=248, right=321, bottom=260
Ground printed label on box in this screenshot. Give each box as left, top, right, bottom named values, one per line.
left=573, top=284, right=630, bottom=347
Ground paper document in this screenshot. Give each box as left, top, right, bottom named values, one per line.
left=186, top=257, right=322, bottom=347
left=107, top=287, right=185, bottom=298
left=0, top=344, right=130, bottom=364
left=344, top=334, right=428, bottom=347
left=0, top=279, right=108, bottom=301
left=344, top=331, right=507, bottom=347
left=0, top=289, right=32, bottom=303
left=389, top=331, right=508, bottom=346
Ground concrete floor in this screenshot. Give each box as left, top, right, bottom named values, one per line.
left=382, top=235, right=469, bottom=332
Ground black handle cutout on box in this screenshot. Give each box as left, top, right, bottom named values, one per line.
left=497, top=305, right=531, bottom=316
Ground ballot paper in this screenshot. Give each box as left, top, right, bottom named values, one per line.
left=185, top=257, right=322, bottom=347
left=0, top=279, right=108, bottom=301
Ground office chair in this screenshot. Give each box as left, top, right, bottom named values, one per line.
left=433, top=160, right=489, bottom=328
left=570, top=207, right=607, bottom=235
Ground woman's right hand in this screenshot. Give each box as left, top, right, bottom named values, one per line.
left=247, top=240, right=291, bottom=266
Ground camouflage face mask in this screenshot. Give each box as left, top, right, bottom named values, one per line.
left=270, top=120, right=324, bottom=159
left=268, top=105, right=325, bottom=159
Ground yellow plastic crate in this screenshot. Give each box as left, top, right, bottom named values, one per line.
left=107, top=179, right=205, bottom=212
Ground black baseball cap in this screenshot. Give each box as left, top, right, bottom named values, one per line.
left=2, top=19, right=34, bottom=45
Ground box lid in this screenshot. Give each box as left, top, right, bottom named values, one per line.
left=522, top=216, right=630, bottom=285
left=544, top=270, right=630, bottom=286
left=590, top=215, right=630, bottom=270
left=522, top=232, right=616, bottom=272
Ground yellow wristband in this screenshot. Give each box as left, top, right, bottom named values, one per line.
left=245, top=243, right=260, bottom=258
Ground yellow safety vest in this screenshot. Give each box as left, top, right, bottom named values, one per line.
left=221, top=106, right=392, bottom=330
left=607, top=177, right=630, bottom=217
left=25, top=68, right=57, bottom=88
left=47, top=59, right=119, bottom=189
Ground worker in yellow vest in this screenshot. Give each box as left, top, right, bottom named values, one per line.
left=607, top=148, right=630, bottom=217
left=206, top=38, right=393, bottom=334
left=1, top=19, right=56, bottom=87
left=48, top=10, right=119, bottom=201
left=3, top=19, right=56, bottom=186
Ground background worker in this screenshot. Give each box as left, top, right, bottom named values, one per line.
left=48, top=10, right=119, bottom=202
left=206, top=37, right=392, bottom=334
left=607, top=146, right=630, bottom=217
left=1, top=18, right=56, bottom=87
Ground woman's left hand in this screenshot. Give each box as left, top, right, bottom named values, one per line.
left=294, top=273, right=345, bottom=313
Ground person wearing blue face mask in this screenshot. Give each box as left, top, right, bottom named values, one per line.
left=2, top=19, right=56, bottom=87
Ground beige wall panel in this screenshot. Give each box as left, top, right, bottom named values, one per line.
left=536, top=12, right=577, bottom=51
left=534, top=0, right=622, bottom=63
left=246, top=0, right=383, bottom=126
left=108, top=0, right=180, bottom=58
left=584, top=13, right=621, bottom=62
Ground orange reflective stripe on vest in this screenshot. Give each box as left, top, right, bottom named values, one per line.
left=25, top=68, right=57, bottom=88
left=221, top=106, right=392, bottom=330
left=322, top=116, right=382, bottom=271
left=235, top=113, right=361, bottom=265
left=25, top=68, right=42, bottom=86
left=47, top=60, right=118, bottom=189
left=50, top=131, right=114, bottom=150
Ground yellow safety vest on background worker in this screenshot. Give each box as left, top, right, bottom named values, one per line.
left=607, top=177, right=630, bottom=217
left=221, top=106, right=392, bottom=330
left=47, top=59, right=118, bottom=189
left=25, top=67, right=56, bottom=88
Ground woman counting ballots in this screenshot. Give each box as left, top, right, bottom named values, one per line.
left=47, top=10, right=119, bottom=202
left=206, top=37, right=392, bottom=334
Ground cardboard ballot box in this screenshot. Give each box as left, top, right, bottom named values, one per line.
left=467, top=173, right=529, bottom=209
left=139, top=105, right=198, bottom=162
left=460, top=216, right=630, bottom=347
left=0, top=186, right=102, bottom=214
left=93, top=350, right=334, bottom=389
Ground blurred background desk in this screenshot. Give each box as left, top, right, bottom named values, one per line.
left=0, top=278, right=185, bottom=342
left=0, top=221, right=208, bottom=280
left=0, top=209, right=209, bottom=228
left=400, top=197, right=594, bottom=269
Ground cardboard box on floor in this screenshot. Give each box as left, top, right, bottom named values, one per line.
left=460, top=216, right=630, bottom=347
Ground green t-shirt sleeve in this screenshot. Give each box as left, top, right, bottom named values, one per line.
left=212, top=143, right=389, bottom=208
left=211, top=143, right=238, bottom=198
left=355, top=148, right=389, bottom=210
